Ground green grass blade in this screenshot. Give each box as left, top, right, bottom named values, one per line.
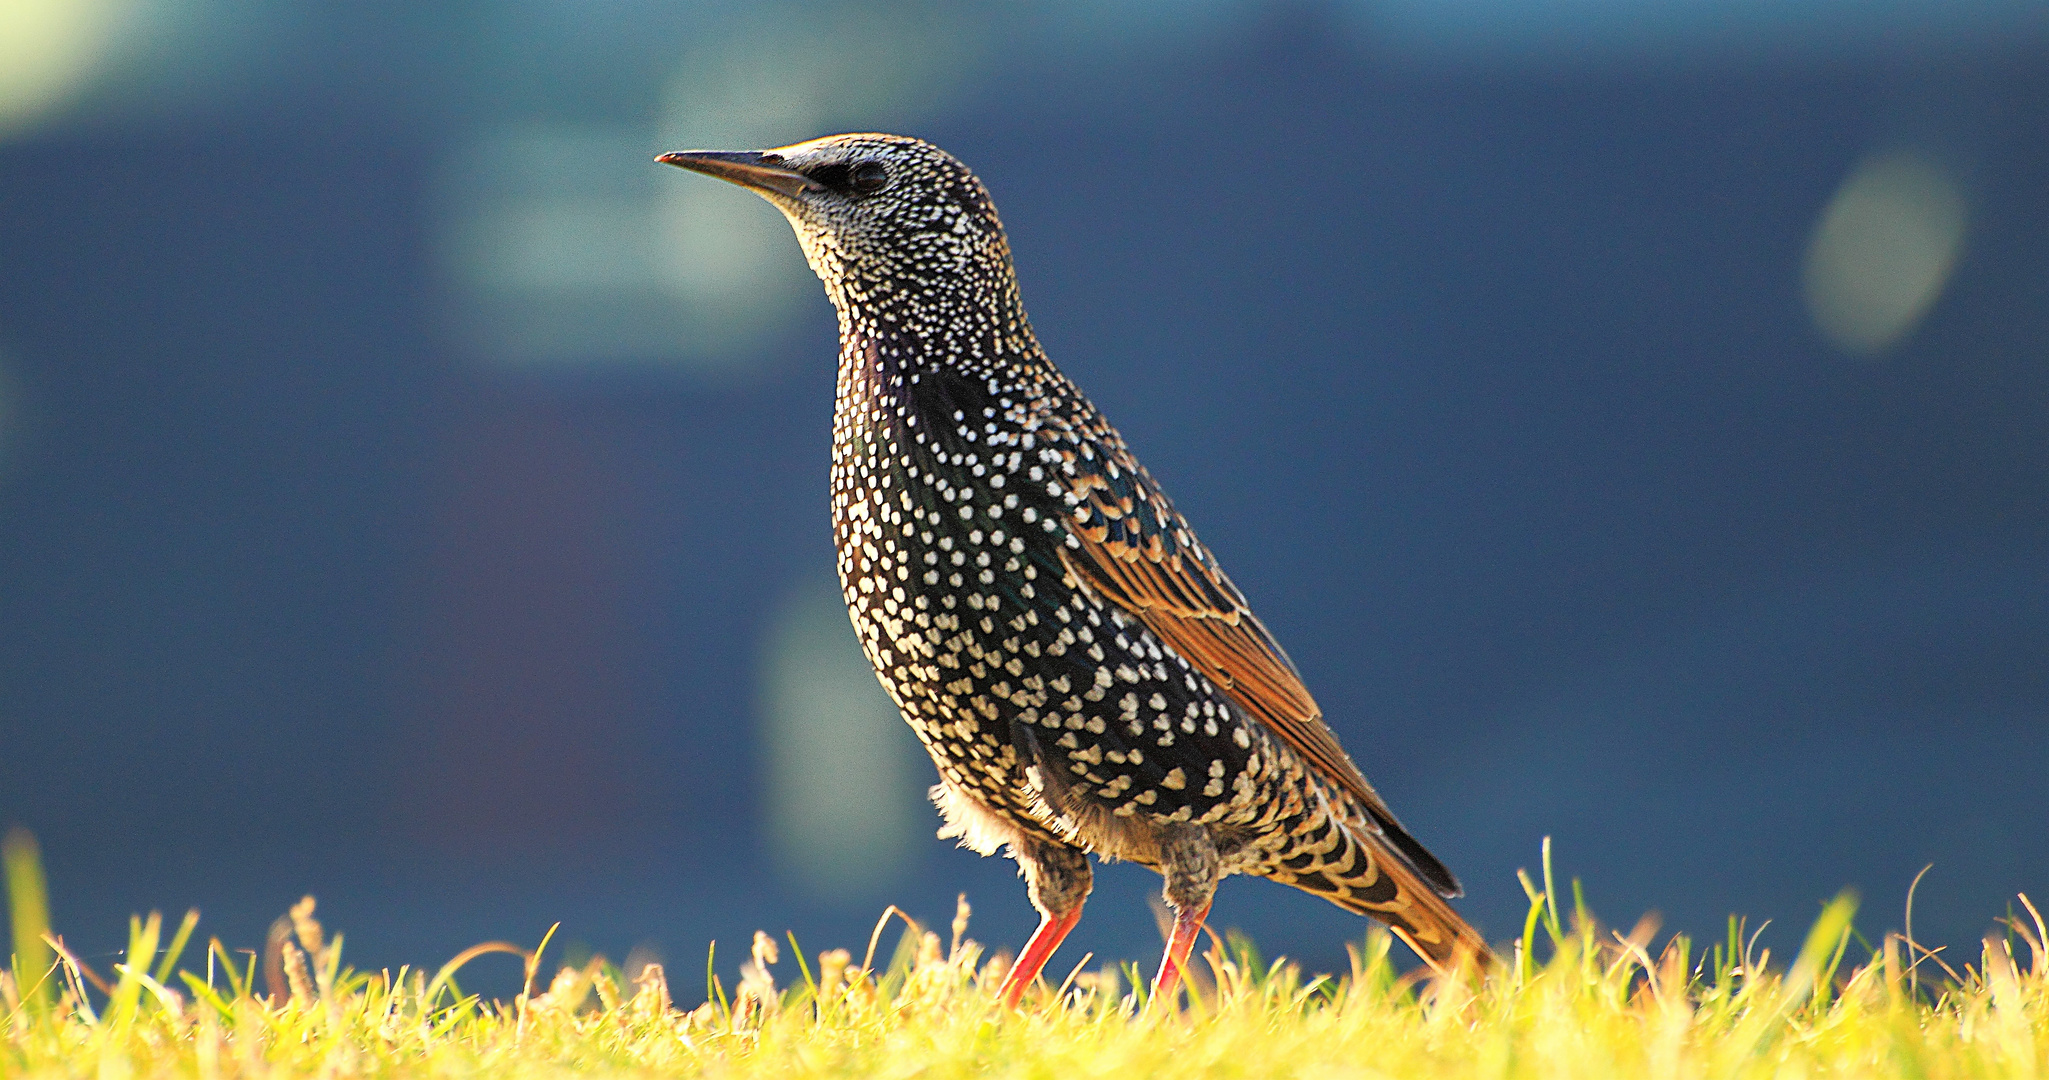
left=2, top=826, right=53, bottom=1009
left=153, top=909, right=200, bottom=987
left=786, top=931, right=816, bottom=994
left=105, top=912, right=163, bottom=1028
left=1540, top=836, right=1565, bottom=944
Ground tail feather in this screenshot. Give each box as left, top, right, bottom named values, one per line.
left=1361, top=804, right=1464, bottom=899
left=1265, top=810, right=1493, bottom=973
left=1355, top=861, right=1493, bottom=973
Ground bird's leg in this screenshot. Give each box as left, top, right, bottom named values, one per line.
left=1149, top=824, right=1221, bottom=1005
left=997, top=903, right=1083, bottom=1008
left=1151, top=900, right=1213, bottom=1001
left=998, top=838, right=1092, bottom=1008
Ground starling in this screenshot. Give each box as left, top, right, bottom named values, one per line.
left=660, top=134, right=1489, bottom=1004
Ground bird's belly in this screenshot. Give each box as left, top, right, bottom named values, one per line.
left=835, top=551, right=1057, bottom=827
left=834, top=525, right=1323, bottom=869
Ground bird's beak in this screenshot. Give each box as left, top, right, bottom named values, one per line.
left=656, top=150, right=819, bottom=199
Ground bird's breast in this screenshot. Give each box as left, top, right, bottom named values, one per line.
left=828, top=373, right=1072, bottom=785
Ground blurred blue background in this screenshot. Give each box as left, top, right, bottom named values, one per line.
left=1, top=0, right=2044, bottom=991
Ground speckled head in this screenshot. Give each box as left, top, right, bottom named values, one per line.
left=658, top=133, right=1015, bottom=315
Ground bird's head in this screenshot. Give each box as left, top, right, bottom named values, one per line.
left=658, top=133, right=1016, bottom=315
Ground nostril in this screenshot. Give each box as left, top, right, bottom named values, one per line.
left=760, top=153, right=785, bottom=165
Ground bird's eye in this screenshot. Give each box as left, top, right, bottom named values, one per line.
left=849, top=161, right=889, bottom=194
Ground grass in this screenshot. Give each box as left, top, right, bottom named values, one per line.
left=3, top=831, right=2045, bottom=1079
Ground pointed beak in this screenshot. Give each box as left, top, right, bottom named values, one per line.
left=656, top=150, right=819, bottom=199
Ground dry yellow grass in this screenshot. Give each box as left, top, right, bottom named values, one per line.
left=4, top=831, right=2045, bottom=1079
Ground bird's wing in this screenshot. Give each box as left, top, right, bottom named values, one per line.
left=1050, top=422, right=1462, bottom=898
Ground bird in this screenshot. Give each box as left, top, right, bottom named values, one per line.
left=659, top=134, right=1490, bottom=1006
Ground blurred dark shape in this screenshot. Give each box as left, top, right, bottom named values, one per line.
left=400, top=391, right=640, bottom=852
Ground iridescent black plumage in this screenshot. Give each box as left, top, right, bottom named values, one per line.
left=660, top=135, right=1488, bottom=997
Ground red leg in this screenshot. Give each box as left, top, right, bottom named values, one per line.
left=997, top=904, right=1084, bottom=1008
left=1150, top=902, right=1212, bottom=1003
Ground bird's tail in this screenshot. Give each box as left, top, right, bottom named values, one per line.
left=1267, top=811, right=1494, bottom=975
left=1357, top=868, right=1494, bottom=976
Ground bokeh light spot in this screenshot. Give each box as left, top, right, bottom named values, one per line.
left=760, top=582, right=927, bottom=897
left=1803, top=150, right=1968, bottom=355
left=436, top=7, right=982, bottom=373
left=0, top=0, right=127, bottom=138
left=652, top=10, right=975, bottom=365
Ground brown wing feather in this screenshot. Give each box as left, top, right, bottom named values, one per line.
left=1050, top=441, right=1378, bottom=787
left=1032, top=406, right=1462, bottom=895
left=1059, top=539, right=1358, bottom=801
left=1059, top=532, right=1462, bottom=898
